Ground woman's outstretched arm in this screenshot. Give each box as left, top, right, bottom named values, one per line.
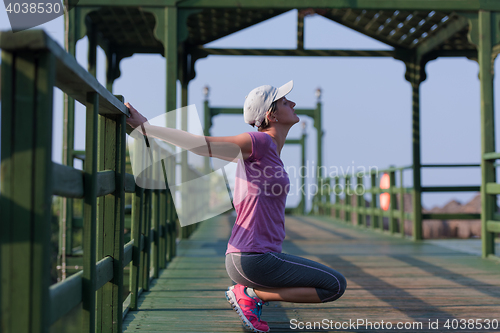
left=126, top=103, right=252, bottom=162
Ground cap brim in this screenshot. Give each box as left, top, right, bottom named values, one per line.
left=273, top=80, right=293, bottom=102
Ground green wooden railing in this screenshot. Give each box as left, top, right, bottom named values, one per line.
left=0, top=30, right=198, bottom=333
left=314, top=164, right=483, bottom=242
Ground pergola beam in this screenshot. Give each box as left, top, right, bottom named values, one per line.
left=416, top=15, right=469, bottom=56
left=198, top=48, right=394, bottom=57
left=76, top=0, right=500, bottom=11
left=197, top=47, right=476, bottom=58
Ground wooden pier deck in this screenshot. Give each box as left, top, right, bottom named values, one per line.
left=123, top=215, right=500, bottom=333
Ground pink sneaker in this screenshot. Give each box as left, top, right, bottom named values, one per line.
left=225, top=284, right=270, bottom=333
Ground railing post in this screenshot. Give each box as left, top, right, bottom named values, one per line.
left=400, top=170, right=406, bottom=237
left=357, top=174, right=364, bottom=226
left=326, top=177, right=332, bottom=217
left=335, top=177, right=340, bottom=219
left=159, top=189, right=167, bottom=269
left=371, top=173, right=377, bottom=229
left=130, top=185, right=143, bottom=310
left=83, top=92, right=99, bottom=333
left=152, top=188, right=160, bottom=278
left=389, top=170, right=397, bottom=234
left=0, top=48, right=55, bottom=333
left=142, top=189, right=152, bottom=291
left=345, top=176, right=351, bottom=224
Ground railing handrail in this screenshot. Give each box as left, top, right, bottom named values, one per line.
left=0, top=30, right=128, bottom=117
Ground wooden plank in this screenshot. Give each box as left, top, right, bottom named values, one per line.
left=95, top=256, right=114, bottom=291
left=49, top=271, right=84, bottom=325
left=486, top=220, right=500, bottom=233
left=422, top=186, right=481, bottom=192
left=124, top=240, right=134, bottom=266
left=123, top=215, right=500, bottom=333
left=125, top=173, right=136, bottom=193
left=423, top=213, right=481, bottom=220
left=52, top=162, right=84, bottom=198
left=486, top=182, right=500, bottom=195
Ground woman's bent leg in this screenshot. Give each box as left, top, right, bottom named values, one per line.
left=225, top=252, right=347, bottom=303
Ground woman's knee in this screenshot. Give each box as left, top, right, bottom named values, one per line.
left=320, top=273, right=347, bottom=303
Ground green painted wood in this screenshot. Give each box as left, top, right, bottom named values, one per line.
left=423, top=213, right=482, bottom=220
left=142, top=190, right=153, bottom=291
left=96, top=170, right=116, bottom=197
left=371, top=173, right=377, bottom=229
left=125, top=173, right=136, bottom=193
left=31, top=52, right=56, bottom=333
left=0, top=49, right=15, bottom=333
left=175, top=0, right=500, bottom=10
left=486, top=220, right=500, bottom=233
left=335, top=178, right=340, bottom=219
left=399, top=170, right=405, bottom=237
left=82, top=92, right=99, bottom=333
left=95, top=256, right=114, bottom=291
left=408, top=56, right=423, bottom=241
left=422, top=185, right=481, bottom=192
left=124, top=240, right=134, bottom=266
left=159, top=190, right=167, bottom=269
left=74, top=0, right=500, bottom=10
left=152, top=190, right=160, bottom=278
left=416, top=15, right=468, bottom=57
left=129, top=185, right=144, bottom=310
left=356, top=176, right=364, bottom=226
left=478, top=11, right=497, bottom=258
left=0, top=49, right=55, bottom=333
left=0, top=30, right=128, bottom=117
left=485, top=182, right=500, bottom=194
left=200, top=47, right=394, bottom=57
left=49, top=271, right=83, bottom=325
left=483, top=152, right=500, bottom=160
left=344, top=176, right=350, bottom=223
left=389, top=170, right=397, bottom=234
left=52, top=162, right=84, bottom=198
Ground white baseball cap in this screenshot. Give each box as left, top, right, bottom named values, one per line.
left=244, top=80, right=293, bottom=127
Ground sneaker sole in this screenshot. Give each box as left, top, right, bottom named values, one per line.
left=225, top=286, right=270, bottom=333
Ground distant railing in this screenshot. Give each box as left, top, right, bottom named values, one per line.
left=314, top=164, right=483, bottom=242
left=0, top=30, right=198, bottom=333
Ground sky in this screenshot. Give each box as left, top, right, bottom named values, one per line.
left=1, top=7, right=498, bottom=210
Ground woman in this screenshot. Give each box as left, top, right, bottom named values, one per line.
left=126, top=81, right=346, bottom=333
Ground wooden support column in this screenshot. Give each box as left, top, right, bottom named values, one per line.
left=165, top=6, right=178, bottom=260
left=0, top=48, right=55, bottom=333
left=403, top=55, right=424, bottom=241
left=180, top=51, right=190, bottom=239
left=60, top=6, right=79, bottom=278
left=478, top=11, right=497, bottom=257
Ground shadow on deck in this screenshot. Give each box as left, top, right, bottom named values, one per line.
left=123, top=215, right=500, bottom=333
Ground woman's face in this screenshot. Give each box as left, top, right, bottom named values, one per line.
left=274, top=97, right=300, bottom=125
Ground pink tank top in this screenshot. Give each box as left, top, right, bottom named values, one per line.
left=226, top=131, right=290, bottom=254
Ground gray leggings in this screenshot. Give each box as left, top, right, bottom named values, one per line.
left=225, top=252, right=346, bottom=303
